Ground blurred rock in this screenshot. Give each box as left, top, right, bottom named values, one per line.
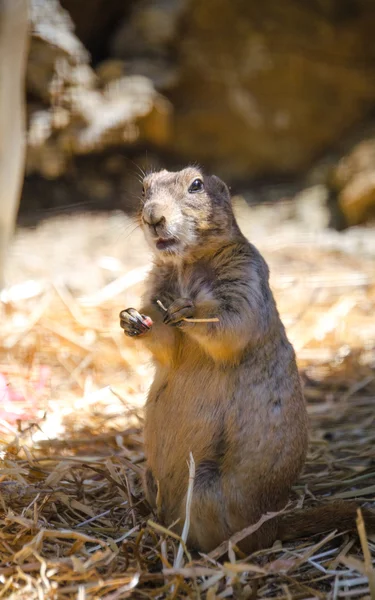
left=59, top=0, right=130, bottom=64
left=331, top=139, right=375, bottom=225
left=26, top=0, right=172, bottom=179
left=96, top=59, right=126, bottom=86
left=21, top=0, right=375, bottom=224
left=294, top=186, right=331, bottom=231
left=112, top=0, right=375, bottom=179
left=110, top=0, right=185, bottom=88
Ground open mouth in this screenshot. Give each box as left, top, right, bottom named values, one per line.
left=156, top=237, right=178, bottom=251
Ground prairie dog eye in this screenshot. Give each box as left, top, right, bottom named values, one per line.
left=141, top=186, right=145, bottom=197
left=188, top=178, right=204, bottom=193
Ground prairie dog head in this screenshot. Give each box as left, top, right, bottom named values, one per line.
left=140, top=167, right=236, bottom=261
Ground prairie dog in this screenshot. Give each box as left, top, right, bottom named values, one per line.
left=120, top=167, right=308, bottom=552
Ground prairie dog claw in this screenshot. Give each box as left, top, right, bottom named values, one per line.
left=120, top=308, right=153, bottom=337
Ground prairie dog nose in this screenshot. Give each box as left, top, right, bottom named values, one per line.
left=142, top=203, right=166, bottom=229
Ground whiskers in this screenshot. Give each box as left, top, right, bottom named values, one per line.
left=18, top=197, right=114, bottom=223
left=125, top=157, right=161, bottom=208
left=108, top=216, right=143, bottom=252
left=164, top=224, right=176, bottom=240
left=127, top=158, right=146, bottom=184
left=125, top=156, right=160, bottom=187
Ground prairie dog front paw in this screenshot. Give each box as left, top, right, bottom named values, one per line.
left=119, top=308, right=153, bottom=337
left=163, top=298, right=195, bottom=326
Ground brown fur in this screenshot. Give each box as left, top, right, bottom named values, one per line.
left=277, top=501, right=375, bottom=542
left=120, top=167, right=308, bottom=553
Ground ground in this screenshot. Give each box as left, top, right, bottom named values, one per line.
left=0, top=198, right=375, bottom=599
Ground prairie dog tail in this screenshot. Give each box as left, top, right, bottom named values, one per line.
left=277, top=501, right=375, bottom=542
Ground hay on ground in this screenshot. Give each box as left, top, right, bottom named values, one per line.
left=0, top=213, right=375, bottom=599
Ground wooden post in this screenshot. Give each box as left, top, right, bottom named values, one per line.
left=0, top=0, right=29, bottom=290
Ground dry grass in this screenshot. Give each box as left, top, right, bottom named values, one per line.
left=0, top=211, right=375, bottom=599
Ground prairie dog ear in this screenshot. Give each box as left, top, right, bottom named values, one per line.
left=207, top=175, right=231, bottom=202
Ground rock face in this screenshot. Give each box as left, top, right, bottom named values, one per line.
left=19, top=0, right=375, bottom=222
left=330, top=137, right=375, bottom=226
left=112, top=0, right=375, bottom=179
left=59, top=0, right=129, bottom=64
left=26, top=0, right=171, bottom=180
